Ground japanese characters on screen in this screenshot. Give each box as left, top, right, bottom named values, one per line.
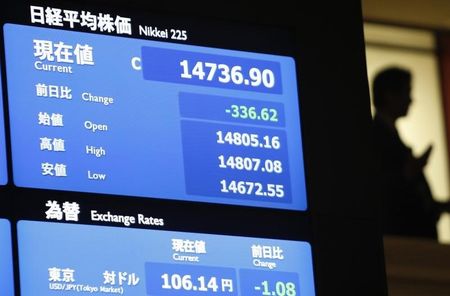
left=0, top=2, right=315, bottom=296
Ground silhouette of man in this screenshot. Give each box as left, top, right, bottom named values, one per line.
left=372, top=66, right=449, bottom=240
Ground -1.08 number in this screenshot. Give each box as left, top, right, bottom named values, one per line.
left=180, top=60, right=275, bottom=89
left=220, top=180, right=284, bottom=198
left=258, top=280, right=297, bottom=296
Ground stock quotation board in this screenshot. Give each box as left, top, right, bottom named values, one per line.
left=4, top=17, right=306, bottom=211
left=0, top=2, right=315, bottom=296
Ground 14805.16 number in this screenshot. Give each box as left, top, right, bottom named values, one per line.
left=216, top=131, right=281, bottom=150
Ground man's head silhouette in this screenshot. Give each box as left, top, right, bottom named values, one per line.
left=373, top=67, right=412, bottom=120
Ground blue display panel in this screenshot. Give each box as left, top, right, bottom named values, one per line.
left=0, top=66, right=7, bottom=185
left=0, top=219, right=14, bottom=296
left=4, top=23, right=307, bottom=211
left=18, top=221, right=315, bottom=295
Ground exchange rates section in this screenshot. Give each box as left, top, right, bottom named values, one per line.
left=0, top=219, right=14, bottom=296
left=17, top=221, right=315, bottom=295
left=0, top=66, right=7, bottom=185
left=4, top=23, right=307, bottom=211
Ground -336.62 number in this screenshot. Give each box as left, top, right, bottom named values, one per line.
left=227, top=105, right=278, bottom=122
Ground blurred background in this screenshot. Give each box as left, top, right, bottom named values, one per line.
left=364, top=0, right=450, bottom=243
left=363, top=0, right=450, bottom=295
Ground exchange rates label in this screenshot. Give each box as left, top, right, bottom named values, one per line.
left=4, top=23, right=307, bottom=211
left=0, top=219, right=14, bottom=296
left=17, top=221, right=316, bottom=296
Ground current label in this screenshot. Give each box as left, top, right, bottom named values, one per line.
left=4, top=23, right=307, bottom=211
left=17, top=221, right=316, bottom=295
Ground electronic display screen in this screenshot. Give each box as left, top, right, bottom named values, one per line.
left=4, top=19, right=306, bottom=211
left=18, top=221, right=315, bottom=295
left=1, top=2, right=317, bottom=296
left=0, top=67, right=7, bottom=185
left=0, top=219, right=14, bottom=296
